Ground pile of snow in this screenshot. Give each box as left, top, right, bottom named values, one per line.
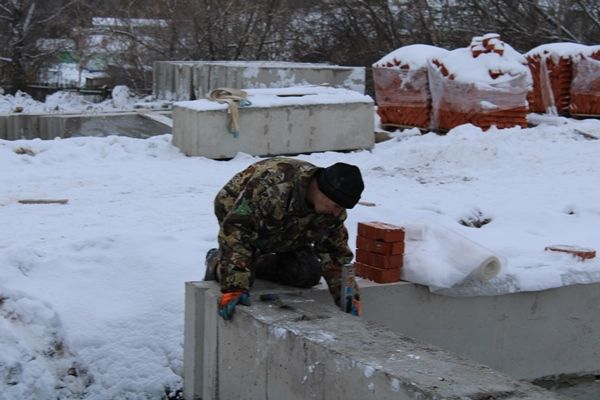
left=432, top=40, right=530, bottom=86
left=0, top=86, right=157, bottom=115
left=525, top=42, right=600, bottom=62
left=373, top=44, right=449, bottom=69
left=0, top=289, right=90, bottom=399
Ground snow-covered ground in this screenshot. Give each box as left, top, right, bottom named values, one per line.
left=2, top=88, right=600, bottom=398
left=0, top=86, right=166, bottom=115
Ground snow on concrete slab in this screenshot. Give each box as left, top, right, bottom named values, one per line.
left=175, top=86, right=373, bottom=111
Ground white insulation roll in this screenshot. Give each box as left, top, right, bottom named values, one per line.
left=402, top=223, right=502, bottom=289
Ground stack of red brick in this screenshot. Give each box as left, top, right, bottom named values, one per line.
left=570, top=50, right=600, bottom=116
left=373, top=67, right=431, bottom=129
left=372, top=44, right=449, bottom=130
left=524, top=43, right=600, bottom=116
left=428, top=34, right=530, bottom=132
left=525, top=47, right=579, bottom=115
left=355, top=221, right=405, bottom=284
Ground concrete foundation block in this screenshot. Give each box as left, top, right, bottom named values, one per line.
left=154, top=61, right=366, bottom=101
left=2, top=114, right=41, bottom=140
left=39, top=112, right=172, bottom=139
left=175, top=63, right=195, bottom=102
left=0, top=112, right=172, bottom=140
left=171, top=87, right=374, bottom=159
left=183, top=281, right=219, bottom=400
left=184, top=281, right=562, bottom=400
left=306, top=280, right=600, bottom=381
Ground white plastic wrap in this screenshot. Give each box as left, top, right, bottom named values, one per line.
left=402, top=223, right=503, bottom=290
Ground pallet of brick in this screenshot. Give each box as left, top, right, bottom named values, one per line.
left=570, top=47, right=600, bottom=116
left=373, top=45, right=449, bottom=130
left=525, top=43, right=589, bottom=115
left=355, top=221, right=405, bottom=284
left=428, top=33, right=531, bottom=132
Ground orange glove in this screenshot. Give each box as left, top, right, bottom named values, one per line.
left=218, top=290, right=250, bottom=320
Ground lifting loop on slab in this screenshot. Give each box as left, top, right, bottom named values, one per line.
left=207, top=88, right=252, bottom=138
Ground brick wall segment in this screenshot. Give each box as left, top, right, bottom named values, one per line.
left=357, top=221, right=405, bottom=242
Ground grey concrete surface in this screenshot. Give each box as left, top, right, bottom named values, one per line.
left=306, top=280, right=600, bottom=381
left=153, top=61, right=366, bottom=101
left=0, top=111, right=172, bottom=140
left=184, top=281, right=566, bottom=400
left=172, top=97, right=374, bottom=159
left=535, top=375, right=600, bottom=400
left=153, top=61, right=203, bottom=102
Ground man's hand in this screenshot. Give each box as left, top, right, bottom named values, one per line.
left=328, top=263, right=361, bottom=317
left=218, top=290, right=251, bottom=320
left=343, top=294, right=361, bottom=316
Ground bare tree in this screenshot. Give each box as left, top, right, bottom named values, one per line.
left=4, top=0, right=600, bottom=96
left=0, top=0, right=75, bottom=92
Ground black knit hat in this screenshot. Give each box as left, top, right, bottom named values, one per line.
left=316, top=162, right=364, bottom=209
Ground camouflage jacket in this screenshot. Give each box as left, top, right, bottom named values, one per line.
left=214, top=157, right=356, bottom=302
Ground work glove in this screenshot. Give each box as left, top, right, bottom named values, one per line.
left=218, top=290, right=250, bottom=320
left=343, top=293, right=362, bottom=316
left=324, top=264, right=361, bottom=316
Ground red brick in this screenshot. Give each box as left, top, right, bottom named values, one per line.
left=357, top=221, right=405, bottom=243
left=355, top=249, right=403, bottom=269
left=356, top=235, right=404, bottom=255
left=545, top=245, right=596, bottom=260
left=355, top=262, right=401, bottom=284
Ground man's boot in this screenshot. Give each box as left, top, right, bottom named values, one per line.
left=204, top=248, right=219, bottom=281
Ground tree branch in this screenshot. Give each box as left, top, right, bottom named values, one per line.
left=531, top=1, right=579, bottom=42
left=31, top=0, right=76, bottom=26
left=574, top=0, right=600, bottom=33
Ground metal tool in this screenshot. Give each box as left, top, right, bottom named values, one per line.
left=340, top=262, right=356, bottom=313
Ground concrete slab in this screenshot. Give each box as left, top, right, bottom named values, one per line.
left=171, top=86, right=374, bottom=159
left=153, top=61, right=204, bottom=101
left=183, top=281, right=219, bottom=400
left=184, top=281, right=565, bottom=400
left=2, top=114, right=41, bottom=140
left=307, top=280, right=600, bottom=381
left=153, top=61, right=366, bottom=101
left=0, top=111, right=172, bottom=140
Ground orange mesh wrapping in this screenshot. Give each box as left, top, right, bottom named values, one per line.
left=526, top=54, right=573, bottom=115
left=373, top=67, right=431, bottom=129
left=569, top=52, right=600, bottom=116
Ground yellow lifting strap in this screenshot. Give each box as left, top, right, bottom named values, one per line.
left=206, top=88, right=252, bottom=137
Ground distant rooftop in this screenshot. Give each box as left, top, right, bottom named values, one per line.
left=92, top=17, right=168, bottom=28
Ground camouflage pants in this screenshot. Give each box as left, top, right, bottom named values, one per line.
left=252, top=246, right=323, bottom=288
left=212, top=246, right=323, bottom=289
